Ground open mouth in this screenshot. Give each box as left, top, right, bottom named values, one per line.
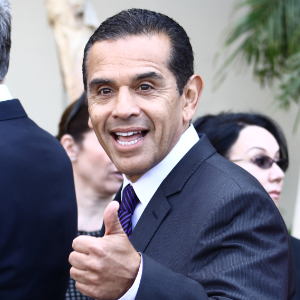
left=113, top=130, right=148, bottom=146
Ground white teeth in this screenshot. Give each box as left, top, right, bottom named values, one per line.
left=115, top=131, right=142, bottom=136
left=115, top=131, right=144, bottom=145
left=117, top=137, right=143, bottom=146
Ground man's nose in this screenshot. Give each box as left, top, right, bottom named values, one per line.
left=269, top=162, right=285, bottom=183
left=112, top=87, right=141, bottom=119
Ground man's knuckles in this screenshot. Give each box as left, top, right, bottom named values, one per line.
left=69, top=251, right=86, bottom=269
left=85, top=257, right=105, bottom=273
left=70, top=267, right=89, bottom=284
left=88, top=239, right=109, bottom=257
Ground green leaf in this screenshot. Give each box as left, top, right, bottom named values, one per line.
left=214, top=0, right=300, bottom=129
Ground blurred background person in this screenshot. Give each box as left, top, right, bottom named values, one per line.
left=194, top=112, right=300, bottom=300
left=57, top=94, right=123, bottom=300
left=194, top=113, right=288, bottom=205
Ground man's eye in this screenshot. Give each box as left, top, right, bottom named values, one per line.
left=99, top=88, right=112, bottom=95
left=139, top=84, right=151, bottom=91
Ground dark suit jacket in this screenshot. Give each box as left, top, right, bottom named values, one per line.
left=0, top=99, right=77, bottom=300
left=291, top=236, right=300, bottom=300
left=105, top=134, right=295, bottom=299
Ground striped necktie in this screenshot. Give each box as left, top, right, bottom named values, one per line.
left=119, top=184, right=139, bottom=238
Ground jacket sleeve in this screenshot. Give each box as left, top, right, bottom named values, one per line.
left=136, top=189, right=296, bottom=300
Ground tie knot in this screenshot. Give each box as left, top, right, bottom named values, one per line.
left=119, top=184, right=140, bottom=237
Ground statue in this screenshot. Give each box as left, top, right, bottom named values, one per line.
left=45, top=0, right=99, bottom=103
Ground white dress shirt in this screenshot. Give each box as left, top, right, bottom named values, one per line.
left=0, top=84, right=13, bottom=102
left=119, top=125, right=199, bottom=300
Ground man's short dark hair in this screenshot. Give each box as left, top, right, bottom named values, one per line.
left=83, top=8, right=194, bottom=95
left=0, top=0, right=11, bottom=82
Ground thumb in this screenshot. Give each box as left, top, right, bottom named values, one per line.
left=104, top=201, right=125, bottom=236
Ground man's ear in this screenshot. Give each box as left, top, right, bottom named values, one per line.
left=60, top=134, right=80, bottom=162
left=88, top=116, right=93, bottom=129
left=182, top=74, right=203, bottom=124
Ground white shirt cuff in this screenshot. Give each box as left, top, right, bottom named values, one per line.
left=118, top=254, right=143, bottom=300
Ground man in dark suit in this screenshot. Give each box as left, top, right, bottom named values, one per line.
left=0, top=1, right=77, bottom=299
left=69, top=9, right=295, bottom=299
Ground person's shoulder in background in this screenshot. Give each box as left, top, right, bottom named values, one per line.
left=0, top=99, right=77, bottom=300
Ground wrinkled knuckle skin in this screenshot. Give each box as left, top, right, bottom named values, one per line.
left=86, top=259, right=103, bottom=273
left=89, top=273, right=101, bottom=285
left=89, top=242, right=105, bottom=256
left=89, top=286, right=102, bottom=300
left=75, top=282, right=84, bottom=294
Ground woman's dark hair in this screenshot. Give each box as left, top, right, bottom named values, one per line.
left=193, top=112, right=289, bottom=171
left=56, top=93, right=90, bottom=144
left=83, top=8, right=194, bottom=95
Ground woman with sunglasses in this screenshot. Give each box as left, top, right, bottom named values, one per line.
left=194, top=112, right=300, bottom=300
left=57, top=94, right=123, bottom=300
left=193, top=112, right=288, bottom=205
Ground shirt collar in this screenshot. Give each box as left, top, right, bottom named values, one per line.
left=122, top=125, right=199, bottom=207
left=0, top=84, right=13, bottom=102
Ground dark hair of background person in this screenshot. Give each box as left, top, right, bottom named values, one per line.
left=0, top=0, right=11, bottom=81
left=57, top=95, right=90, bottom=144
left=82, top=8, right=194, bottom=96
left=193, top=112, right=289, bottom=171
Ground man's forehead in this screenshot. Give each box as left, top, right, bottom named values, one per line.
left=87, top=34, right=171, bottom=71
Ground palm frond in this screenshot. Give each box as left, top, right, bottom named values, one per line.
left=276, top=52, right=300, bottom=109
left=214, top=0, right=300, bottom=128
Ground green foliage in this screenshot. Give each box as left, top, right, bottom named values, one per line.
left=215, top=0, right=300, bottom=125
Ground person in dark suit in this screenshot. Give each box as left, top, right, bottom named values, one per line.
left=69, top=9, right=296, bottom=299
left=0, top=1, right=77, bottom=299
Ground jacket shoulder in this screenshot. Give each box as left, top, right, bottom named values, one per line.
left=203, top=152, right=267, bottom=194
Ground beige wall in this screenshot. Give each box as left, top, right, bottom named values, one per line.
left=5, top=0, right=300, bottom=229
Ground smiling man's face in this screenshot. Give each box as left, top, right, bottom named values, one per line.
left=86, top=34, right=192, bottom=182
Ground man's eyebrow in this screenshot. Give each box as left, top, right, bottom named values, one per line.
left=89, top=78, right=115, bottom=89
left=133, top=72, right=164, bottom=81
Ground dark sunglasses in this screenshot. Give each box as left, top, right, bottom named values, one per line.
left=232, top=155, right=288, bottom=172
left=64, top=93, right=86, bottom=134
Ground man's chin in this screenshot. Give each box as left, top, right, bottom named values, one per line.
left=116, top=161, right=152, bottom=183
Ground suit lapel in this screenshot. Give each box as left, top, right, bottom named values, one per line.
left=129, top=135, right=216, bottom=251
left=161, top=134, right=216, bottom=197
left=129, top=186, right=170, bottom=253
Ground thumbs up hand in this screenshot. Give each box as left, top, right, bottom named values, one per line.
left=69, top=201, right=141, bottom=300
left=104, top=201, right=126, bottom=236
